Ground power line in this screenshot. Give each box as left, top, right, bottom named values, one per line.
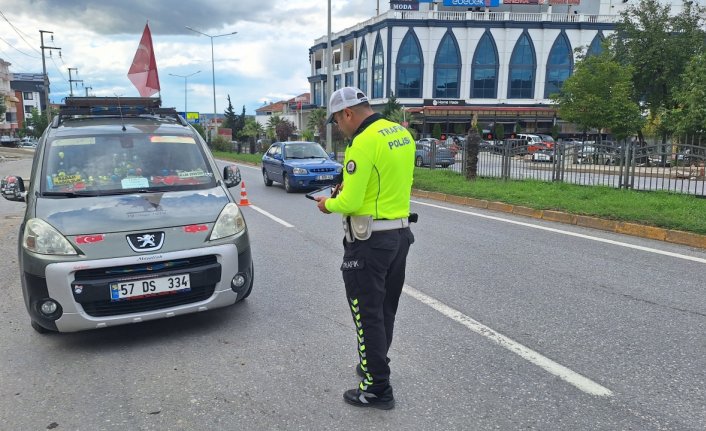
left=0, top=35, right=39, bottom=58
left=0, top=10, right=41, bottom=55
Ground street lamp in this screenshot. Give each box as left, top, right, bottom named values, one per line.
left=168, top=70, right=201, bottom=117
left=185, top=26, right=237, bottom=139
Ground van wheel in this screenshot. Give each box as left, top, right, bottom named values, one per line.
left=31, top=320, right=53, bottom=334
left=415, top=156, right=423, bottom=167
left=263, top=169, right=273, bottom=186
left=283, top=173, right=293, bottom=193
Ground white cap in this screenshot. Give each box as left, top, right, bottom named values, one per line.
left=327, top=87, right=369, bottom=124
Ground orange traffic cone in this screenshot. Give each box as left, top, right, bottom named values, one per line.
left=239, top=181, right=251, bottom=206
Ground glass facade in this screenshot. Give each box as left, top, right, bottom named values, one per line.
left=471, top=31, right=498, bottom=98
left=544, top=32, right=573, bottom=98
left=433, top=32, right=460, bottom=98
left=345, top=72, right=354, bottom=87
left=588, top=33, right=604, bottom=56
left=358, top=42, right=368, bottom=94
left=372, top=35, right=384, bottom=99
left=396, top=31, right=423, bottom=98
left=508, top=32, right=536, bottom=99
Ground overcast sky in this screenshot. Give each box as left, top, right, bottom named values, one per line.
left=0, top=0, right=385, bottom=116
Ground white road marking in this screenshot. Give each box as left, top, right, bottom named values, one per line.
left=403, top=284, right=614, bottom=397
left=412, top=200, right=706, bottom=264
left=246, top=204, right=294, bottom=228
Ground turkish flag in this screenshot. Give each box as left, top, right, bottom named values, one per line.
left=127, top=23, right=160, bottom=97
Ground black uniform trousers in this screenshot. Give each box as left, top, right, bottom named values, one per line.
left=340, top=226, right=414, bottom=395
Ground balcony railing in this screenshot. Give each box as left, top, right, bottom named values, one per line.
left=315, top=10, right=618, bottom=45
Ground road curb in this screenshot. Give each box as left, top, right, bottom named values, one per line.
left=411, top=189, right=706, bottom=250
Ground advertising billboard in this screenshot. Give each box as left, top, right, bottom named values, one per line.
left=442, top=0, right=500, bottom=6
left=390, top=0, right=420, bottom=11
left=178, top=112, right=200, bottom=124
left=504, top=0, right=540, bottom=4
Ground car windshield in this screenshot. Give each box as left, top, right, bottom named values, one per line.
left=283, top=142, right=329, bottom=159
left=41, top=133, right=215, bottom=195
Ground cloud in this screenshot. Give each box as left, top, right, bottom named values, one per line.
left=0, top=0, right=387, bottom=114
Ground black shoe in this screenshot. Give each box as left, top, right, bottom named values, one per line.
left=343, top=388, right=395, bottom=410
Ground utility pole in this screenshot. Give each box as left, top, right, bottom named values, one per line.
left=39, top=30, right=60, bottom=124
left=67, top=68, right=83, bottom=97
left=85, top=86, right=93, bottom=97
left=326, top=0, right=332, bottom=152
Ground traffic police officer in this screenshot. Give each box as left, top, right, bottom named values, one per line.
left=315, top=87, right=415, bottom=410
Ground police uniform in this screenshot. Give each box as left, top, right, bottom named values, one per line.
left=325, top=112, right=415, bottom=401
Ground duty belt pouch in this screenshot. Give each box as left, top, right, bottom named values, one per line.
left=342, top=216, right=355, bottom=243
left=350, top=215, right=373, bottom=241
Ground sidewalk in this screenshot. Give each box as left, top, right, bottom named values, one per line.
left=412, top=189, right=706, bottom=250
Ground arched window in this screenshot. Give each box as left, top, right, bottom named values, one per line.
left=433, top=31, right=460, bottom=98
left=471, top=30, right=498, bottom=99
left=588, top=32, right=604, bottom=56
left=396, top=30, right=423, bottom=98
left=358, top=41, right=368, bottom=94
left=507, top=32, right=536, bottom=99
left=544, top=32, right=573, bottom=98
left=372, top=35, right=384, bottom=99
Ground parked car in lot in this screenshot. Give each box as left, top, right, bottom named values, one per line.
left=20, top=137, right=37, bottom=148
left=261, top=141, right=343, bottom=192
left=415, top=138, right=456, bottom=168
left=1, top=96, right=253, bottom=333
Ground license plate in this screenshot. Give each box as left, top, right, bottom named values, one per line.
left=316, top=174, right=334, bottom=181
left=110, top=274, right=190, bottom=301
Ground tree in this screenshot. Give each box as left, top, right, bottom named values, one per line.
left=612, top=0, right=706, bottom=118
left=26, top=107, right=48, bottom=138
left=432, top=123, right=442, bottom=140
left=551, top=52, right=643, bottom=142
left=668, top=52, right=706, bottom=139
left=307, top=108, right=327, bottom=142
left=382, top=92, right=401, bottom=120
left=222, top=95, right=238, bottom=139
left=275, top=118, right=296, bottom=142
left=192, top=123, right=207, bottom=141
left=233, top=105, right=246, bottom=137
left=494, top=123, right=505, bottom=142
left=241, top=117, right=262, bottom=146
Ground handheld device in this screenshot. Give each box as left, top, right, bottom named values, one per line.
left=305, top=185, right=333, bottom=201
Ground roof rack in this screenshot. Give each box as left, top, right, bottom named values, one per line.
left=52, top=97, right=189, bottom=128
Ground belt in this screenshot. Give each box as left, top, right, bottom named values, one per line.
left=371, top=218, right=409, bottom=231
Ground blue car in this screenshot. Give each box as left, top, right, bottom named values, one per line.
left=262, top=141, right=343, bottom=193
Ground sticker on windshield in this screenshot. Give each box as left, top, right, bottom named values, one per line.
left=121, top=177, right=150, bottom=189
left=52, top=174, right=83, bottom=186
left=177, top=169, right=207, bottom=178
left=52, top=137, right=96, bottom=146
left=150, top=136, right=196, bottom=144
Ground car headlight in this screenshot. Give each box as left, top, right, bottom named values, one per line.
left=209, top=203, right=246, bottom=241
left=23, top=219, right=77, bottom=255
left=336, top=166, right=343, bottom=173
left=292, top=167, right=308, bottom=175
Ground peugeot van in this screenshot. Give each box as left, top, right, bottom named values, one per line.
left=1, top=97, right=254, bottom=333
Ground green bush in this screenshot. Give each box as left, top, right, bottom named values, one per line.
left=212, top=135, right=232, bottom=152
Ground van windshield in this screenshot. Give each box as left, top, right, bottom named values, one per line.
left=41, top=133, right=216, bottom=195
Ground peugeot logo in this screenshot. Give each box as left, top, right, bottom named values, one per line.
left=126, top=232, right=165, bottom=252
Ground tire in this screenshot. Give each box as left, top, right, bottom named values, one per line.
left=283, top=173, right=293, bottom=193
left=415, top=156, right=423, bottom=167
left=31, top=320, right=53, bottom=334
left=237, top=262, right=254, bottom=302
left=262, top=169, right=273, bottom=186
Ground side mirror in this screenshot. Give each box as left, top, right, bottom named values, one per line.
left=223, top=165, right=241, bottom=188
left=1, top=175, right=27, bottom=202
left=273, top=154, right=282, bottom=161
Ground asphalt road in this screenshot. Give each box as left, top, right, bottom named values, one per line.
left=0, top=155, right=704, bottom=430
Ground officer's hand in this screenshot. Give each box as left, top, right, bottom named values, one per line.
left=315, top=196, right=331, bottom=214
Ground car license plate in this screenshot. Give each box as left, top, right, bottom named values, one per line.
left=316, top=174, right=334, bottom=181
left=110, top=274, right=190, bottom=301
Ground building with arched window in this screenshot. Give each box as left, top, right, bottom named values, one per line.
left=309, top=0, right=647, bottom=137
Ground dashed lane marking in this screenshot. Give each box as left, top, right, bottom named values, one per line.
left=246, top=204, right=294, bottom=228
left=403, top=284, right=614, bottom=397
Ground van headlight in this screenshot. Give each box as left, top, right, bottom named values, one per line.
left=23, top=219, right=77, bottom=255
left=292, top=167, right=308, bottom=175
left=209, top=203, right=246, bottom=241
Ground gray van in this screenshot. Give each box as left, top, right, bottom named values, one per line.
left=1, top=97, right=254, bottom=333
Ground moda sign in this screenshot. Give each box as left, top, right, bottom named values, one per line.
left=390, top=0, right=420, bottom=11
